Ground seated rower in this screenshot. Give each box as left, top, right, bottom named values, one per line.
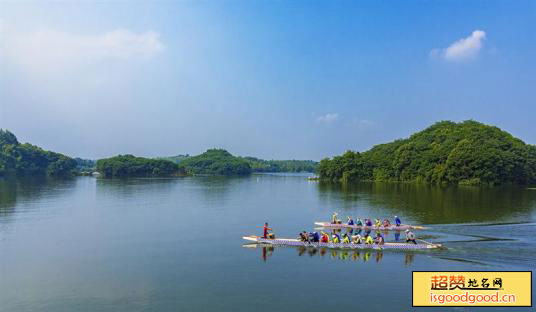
left=375, top=233, right=385, bottom=245
left=332, top=233, right=341, bottom=244
left=365, top=218, right=373, bottom=227
left=405, top=229, right=417, bottom=244
left=383, top=219, right=391, bottom=227
left=374, top=219, right=382, bottom=228
left=356, top=218, right=363, bottom=226
left=298, top=231, right=308, bottom=242
left=342, top=233, right=350, bottom=244
left=364, top=234, right=374, bottom=245
left=309, top=231, right=320, bottom=242
left=395, top=216, right=402, bottom=227
left=347, top=216, right=355, bottom=226
left=331, top=212, right=340, bottom=224
left=352, top=234, right=362, bottom=244
left=320, top=231, right=329, bottom=243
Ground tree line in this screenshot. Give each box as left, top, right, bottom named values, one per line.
left=242, top=157, right=317, bottom=173
left=1, top=128, right=317, bottom=178
left=317, top=120, right=536, bottom=186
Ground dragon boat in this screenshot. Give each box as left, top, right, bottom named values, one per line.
left=243, top=235, right=440, bottom=250
left=314, top=222, right=427, bottom=231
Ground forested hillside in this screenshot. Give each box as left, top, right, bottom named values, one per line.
left=0, top=129, right=77, bottom=176
left=178, top=149, right=251, bottom=175
left=317, top=121, right=536, bottom=186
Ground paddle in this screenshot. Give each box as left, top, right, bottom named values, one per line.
left=412, top=225, right=428, bottom=230
left=417, top=238, right=441, bottom=248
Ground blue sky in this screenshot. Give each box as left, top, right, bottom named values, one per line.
left=1, top=1, right=535, bottom=160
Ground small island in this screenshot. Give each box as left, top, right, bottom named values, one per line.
left=96, top=155, right=184, bottom=178
left=172, top=149, right=319, bottom=176
left=177, top=149, right=251, bottom=175
left=318, top=120, right=536, bottom=186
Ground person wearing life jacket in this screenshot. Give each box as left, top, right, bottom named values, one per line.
left=405, top=229, right=417, bottom=244
left=352, top=234, right=362, bottom=244
left=383, top=219, right=391, bottom=227
left=375, top=233, right=385, bottom=245
left=309, top=231, right=320, bottom=243
left=332, top=233, right=341, bottom=244
left=347, top=216, right=355, bottom=226
left=342, top=233, right=350, bottom=244
left=365, top=234, right=374, bottom=244
left=395, top=216, right=402, bottom=227
left=374, top=219, right=382, bottom=228
left=356, top=218, right=363, bottom=226
left=365, top=218, right=373, bottom=227
left=263, top=222, right=273, bottom=239
left=298, top=231, right=308, bottom=242
left=320, top=231, right=329, bottom=243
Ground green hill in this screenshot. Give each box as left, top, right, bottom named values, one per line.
left=0, top=129, right=77, bottom=176
left=178, top=149, right=251, bottom=175
left=317, top=120, right=536, bottom=186
left=96, top=154, right=183, bottom=177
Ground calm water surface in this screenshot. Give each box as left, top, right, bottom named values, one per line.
left=0, top=174, right=535, bottom=311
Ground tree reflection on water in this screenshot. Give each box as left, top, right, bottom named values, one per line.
left=317, top=181, right=536, bottom=224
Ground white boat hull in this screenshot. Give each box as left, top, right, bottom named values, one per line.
left=243, top=235, right=439, bottom=250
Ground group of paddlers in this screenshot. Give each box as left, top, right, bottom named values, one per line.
left=331, top=212, right=402, bottom=228
left=262, top=212, right=418, bottom=245
left=297, top=229, right=417, bottom=245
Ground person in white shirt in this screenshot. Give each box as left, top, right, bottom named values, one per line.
left=405, top=229, right=417, bottom=244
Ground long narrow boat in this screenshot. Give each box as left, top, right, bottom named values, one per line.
left=314, top=222, right=426, bottom=231
left=243, top=235, right=440, bottom=250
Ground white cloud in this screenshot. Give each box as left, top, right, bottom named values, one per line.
left=1, top=24, right=164, bottom=74
left=351, top=119, right=375, bottom=130
left=431, top=30, right=486, bottom=62
left=316, top=113, right=338, bottom=124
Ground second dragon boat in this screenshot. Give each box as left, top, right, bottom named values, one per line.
left=314, top=222, right=427, bottom=231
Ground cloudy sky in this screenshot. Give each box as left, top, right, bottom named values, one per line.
left=1, top=1, right=535, bottom=160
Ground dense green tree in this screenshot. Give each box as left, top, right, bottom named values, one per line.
left=0, top=129, right=18, bottom=146
left=178, top=149, right=252, bottom=175
left=318, top=121, right=536, bottom=186
left=0, top=129, right=77, bottom=176
left=96, top=155, right=183, bottom=178
left=242, top=157, right=317, bottom=173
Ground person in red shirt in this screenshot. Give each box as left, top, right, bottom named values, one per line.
left=263, top=222, right=273, bottom=239
left=320, top=231, right=329, bottom=243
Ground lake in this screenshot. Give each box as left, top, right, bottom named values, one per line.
left=0, top=174, right=535, bottom=311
